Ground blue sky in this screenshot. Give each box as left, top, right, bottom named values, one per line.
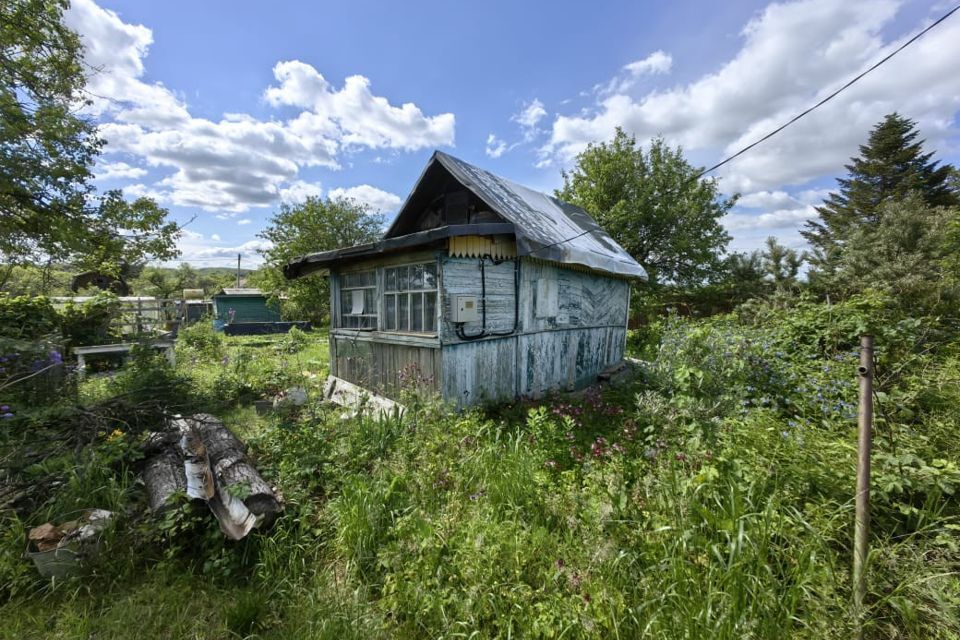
left=64, top=0, right=960, bottom=266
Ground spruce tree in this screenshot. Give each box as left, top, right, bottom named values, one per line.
left=802, top=114, right=957, bottom=275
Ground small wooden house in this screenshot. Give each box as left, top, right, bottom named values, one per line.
left=284, top=151, right=646, bottom=408
left=212, top=289, right=281, bottom=324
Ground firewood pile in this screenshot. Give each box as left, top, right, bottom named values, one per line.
left=143, top=414, right=282, bottom=540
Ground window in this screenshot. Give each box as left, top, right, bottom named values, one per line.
left=340, top=270, right=377, bottom=329
left=383, top=262, right=438, bottom=333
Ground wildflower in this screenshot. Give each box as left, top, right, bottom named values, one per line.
left=0, top=405, right=8, bottom=412
left=1, top=413, right=13, bottom=420
left=555, top=558, right=565, bottom=570
left=49, top=350, right=63, bottom=364
left=544, top=460, right=558, bottom=470
left=675, top=452, right=687, bottom=462
left=220, top=355, right=230, bottom=365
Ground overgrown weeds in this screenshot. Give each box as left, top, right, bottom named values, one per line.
left=2, top=298, right=959, bottom=638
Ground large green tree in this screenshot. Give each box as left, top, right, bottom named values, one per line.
left=0, top=0, right=178, bottom=272
left=802, top=113, right=958, bottom=279
left=835, top=194, right=955, bottom=305
left=254, top=196, right=384, bottom=322
left=557, top=128, right=735, bottom=288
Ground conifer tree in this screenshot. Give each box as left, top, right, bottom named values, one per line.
left=802, top=113, right=957, bottom=275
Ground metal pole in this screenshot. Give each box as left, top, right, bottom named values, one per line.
left=853, top=334, right=874, bottom=634
left=236, top=253, right=241, bottom=288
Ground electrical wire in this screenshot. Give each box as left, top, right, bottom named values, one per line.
left=694, top=2, right=960, bottom=180
left=527, top=3, right=960, bottom=257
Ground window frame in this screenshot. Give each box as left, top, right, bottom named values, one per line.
left=382, top=260, right=439, bottom=335
left=338, top=269, right=378, bottom=330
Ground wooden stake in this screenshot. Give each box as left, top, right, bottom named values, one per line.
left=854, top=334, right=874, bottom=635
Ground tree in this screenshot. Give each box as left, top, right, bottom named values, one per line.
left=761, top=237, right=804, bottom=293
left=557, top=128, right=735, bottom=288
left=802, top=113, right=958, bottom=279
left=836, top=194, right=955, bottom=305
left=255, top=197, right=384, bottom=322
left=0, top=0, right=179, bottom=269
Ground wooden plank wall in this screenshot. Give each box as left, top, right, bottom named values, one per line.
left=439, top=257, right=630, bottom=406
left=331, top=336, right=441, bottom=401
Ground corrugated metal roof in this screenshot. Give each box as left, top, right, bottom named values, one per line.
left=388, top=152, right=647, bottom=279
left=215, top=288, right=264, bottom=296
left=284, top=152, right=647, bottom=280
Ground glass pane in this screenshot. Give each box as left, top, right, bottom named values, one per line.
left=364, top=289, right=375, bottom=315
left=411, top=265, right=424, bottom=290
left=385, top=295, right=396, bottom=330
left=411, top=292, right=423, bottom=332
left=424, top=292, right=436, bottom=332
left=397, top=266, right=409, bottom=292
left=423, top=263, right=437, bottom=289
left=385, top=268, right=397, bottom=292
left=398, top=294, right=409, bottom=331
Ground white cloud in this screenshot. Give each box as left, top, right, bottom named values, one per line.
left=328, top=184, right=403, bottom=213
left=723, top=205, right=817, bottom=232
left=211, top=234, right=221, bottom=241
left=237, top=219, right=252, bottom=225
left=485, top=133, right=508, bottom=158
left=737, top=190, right=799, bottom=209
left=540, top=0, right=960, bottom=195
left=279, top=180, right=324, bottom=204
left=95, top=161, right=147, bottom=180
left=513, top=99, right=547, bottom=129
left=623, top=51, right=673, bottom=77
left=265, top=61, right=455, bottom=152
left=64, top=0, right=455, bottom=214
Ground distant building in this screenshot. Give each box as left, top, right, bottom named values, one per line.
left=284, top=151, right=646, bottom=408
left=212, top=289, right=281, bottom=324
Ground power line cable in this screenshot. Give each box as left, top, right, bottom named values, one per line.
left=694, top=2, right=960, bottom=180
left=527, top=3, right=960, bottom=257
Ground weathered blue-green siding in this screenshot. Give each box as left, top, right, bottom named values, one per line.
left=324, top=254, right=631, bottom=408
left=439, top=256, right=629, bottom=407
left=213, top=295, right=281, bottom=323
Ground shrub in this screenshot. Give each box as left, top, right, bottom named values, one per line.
left=59, top=292, right=121, bottom=348
left=177, top=321, right=225, bottom=360
left=0, top=295, right=60, bottom=340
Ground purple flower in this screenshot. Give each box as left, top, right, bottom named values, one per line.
left=49, top=350, right=63, bottom=364
left=220, top=355, right=230, bottom=365
left=1, top=413, right=13, bottom=420
left=0, top=405, right=9, bottom=412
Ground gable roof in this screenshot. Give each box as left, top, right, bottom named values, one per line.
left=386, top=152, right=646, bottom=279
left=283, top=152, right=647, bottom=280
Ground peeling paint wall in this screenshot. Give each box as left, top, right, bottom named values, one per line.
left=325, top=252, right=632, bottom=408
left=439, top=256, right=630, bottom=407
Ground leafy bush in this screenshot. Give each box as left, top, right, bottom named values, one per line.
left=177, top=321, right=225, bottom=359
left=0, top=295, right=60, bottom=340
left=278, top=325, right=309, bottom=354
left=59, top=292, right=121, bottom=348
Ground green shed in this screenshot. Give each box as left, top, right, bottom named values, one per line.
left=212, top=288, right=281, bottom=324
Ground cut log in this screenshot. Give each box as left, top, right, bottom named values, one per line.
left=189, top=414, right=246, bottom=468
left=219, top=461, right=282, bottom=517
left=143, top=449, right=186, bottom=511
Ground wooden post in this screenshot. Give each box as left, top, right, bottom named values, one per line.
left=853, top=334, right=874, bottom=634
left=236, top=254, right=241, bottom=288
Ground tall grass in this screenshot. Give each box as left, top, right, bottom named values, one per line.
left=2, top=303, right=959, bottom=639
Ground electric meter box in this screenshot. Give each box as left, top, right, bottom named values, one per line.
left=454, top=295, right=480, bottom=322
